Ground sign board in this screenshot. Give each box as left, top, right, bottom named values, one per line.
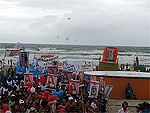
left=89, top=80, right=99, bottom=98
left=99, top=62, right=118, bottom=71
left=5, top=49, right=23, bottom=57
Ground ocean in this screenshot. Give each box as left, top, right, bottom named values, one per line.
left=0, top=43, right=150, bottom=69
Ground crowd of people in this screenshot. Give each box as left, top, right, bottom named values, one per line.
left=0, top=66, right=149, bottom=113
left=0, top=67, right=108, bottom=113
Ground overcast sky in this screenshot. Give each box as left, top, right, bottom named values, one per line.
left=0, top=0, right=149, bottom=46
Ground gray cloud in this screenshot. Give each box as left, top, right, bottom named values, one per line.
left=0, top=0, right=149, bottom=46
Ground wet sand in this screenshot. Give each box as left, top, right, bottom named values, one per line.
left=107, top=99, right=150, bottom=113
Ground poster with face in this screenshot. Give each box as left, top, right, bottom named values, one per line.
left=61, top=71, right=72, bottom=85
left=48, top=66, right=57, bottom=75
left=79, top=71, right=84, bottom=85
left=68, top=80, right=80, bottom=95
left=46, top=74, right=57, bottom=89
left=24, top=73, right=33, bottom=86
left=102, top=47, right=118, bottom=64
left=50, top=102, right=56, bottom=113
left=19, top=52, right=29, bottom=68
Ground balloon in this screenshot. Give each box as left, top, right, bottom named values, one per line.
left=45, top=91, right=49, bottom=97
left=30, top=87, right=35, bottom=93
left=56, top=92, right=60, bottom=97
left=3, top=104, right=9, bottom=111
left=42, top=93, right=45, bottom=96
left=27, top=88, right=31, bottom=93
left=27, top=82, right=32, bottom=88
left=60, top=109, right=65, bottom=113
left=53, top=91, right=56, bottom=95
left=54, top=95, right=58, bottom=100
left=67, top=17, right=71, bottom=20
left=41, top=95, right=47, bottom=100
left=59, top=90, right=64, bottom=95
left=48, top=95, right=54, bottom=101
left=38, top=95, right=42, bottom=100
left=51, top=96, right=55, bottom=101
left=0, top=110, right=4, bottom=113
left=48, top=96, right=51, bottom=101
left=5, top=110, right=12, bottom=113
left=48, top=102, right=51, bottom=107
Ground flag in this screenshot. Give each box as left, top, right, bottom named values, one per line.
left=86, top=75, right=91, bottom=91
left=68, top=84, right=73, bottom=93
left=39, top=75, right=46, bottom=84
left=35, top=73, right=39, bottom=86
left=87, top=82, right=91, bottom=91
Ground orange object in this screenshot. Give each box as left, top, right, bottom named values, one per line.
left=102, top=47, right=118, bottom=64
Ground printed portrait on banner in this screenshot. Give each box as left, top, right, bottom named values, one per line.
left=99, top=77, right=105, bottom=92
left=48, top=66, right=57, bottom=75
left=68, top=80, right=79, bottom=95
left=24, top=73, right=33, bottom=86
left=46, top=74, right=57, bottom=89
left=19, top=52, right=29, bottom=68
left=79, top=71, right=84, bottom=85
left=61, top=71, right=72, bottom=85
left=50, top=102, right=56, bottom=113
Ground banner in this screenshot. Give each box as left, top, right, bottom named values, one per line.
left=61, top=71, right=72, bottom=85
left=46, top=74, right=57, bottom=89
left=47, top=66, right=57, bottom=75
left=5, top=49, right=23, bottom=57
left=15, top=65, right=24, bottom=75
left=79, top=71, right=84, bottom=85
left=24, top=73, right=33, bottom=86
left=102, top=47, right=118, bottom=64
left=89, top=80, right=99, bottom=98
left=19, top=52, right=29, bottom=68
left=68, top=80, right=80, bottom=95
left=50, top=102, right=56, bottom=113
left=79, top=62, right=93, bottom=71
left=99, top=77, right=105, bottom=92
left=38, top=67, right=48, bottom=76
left=63, top=63, right=79, bottom=72
left=35, top=54, right=58, bottom=62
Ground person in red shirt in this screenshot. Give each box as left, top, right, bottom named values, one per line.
left=66, top=97, right=76, bottom=112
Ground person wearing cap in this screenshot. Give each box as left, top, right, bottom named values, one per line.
left=66, top=97, right=76, bottom=112
left=9, top=94, right=16, bottom=108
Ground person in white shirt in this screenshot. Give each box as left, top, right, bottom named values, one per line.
left=118, top=101, right=130, bottom=113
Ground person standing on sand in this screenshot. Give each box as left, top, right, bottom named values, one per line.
left=125, top=83, right=133, bottom=99
left=118, top=101, right=130, bottom=113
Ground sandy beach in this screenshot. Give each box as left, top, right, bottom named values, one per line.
left=107, top=99, right=150, bottom=113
